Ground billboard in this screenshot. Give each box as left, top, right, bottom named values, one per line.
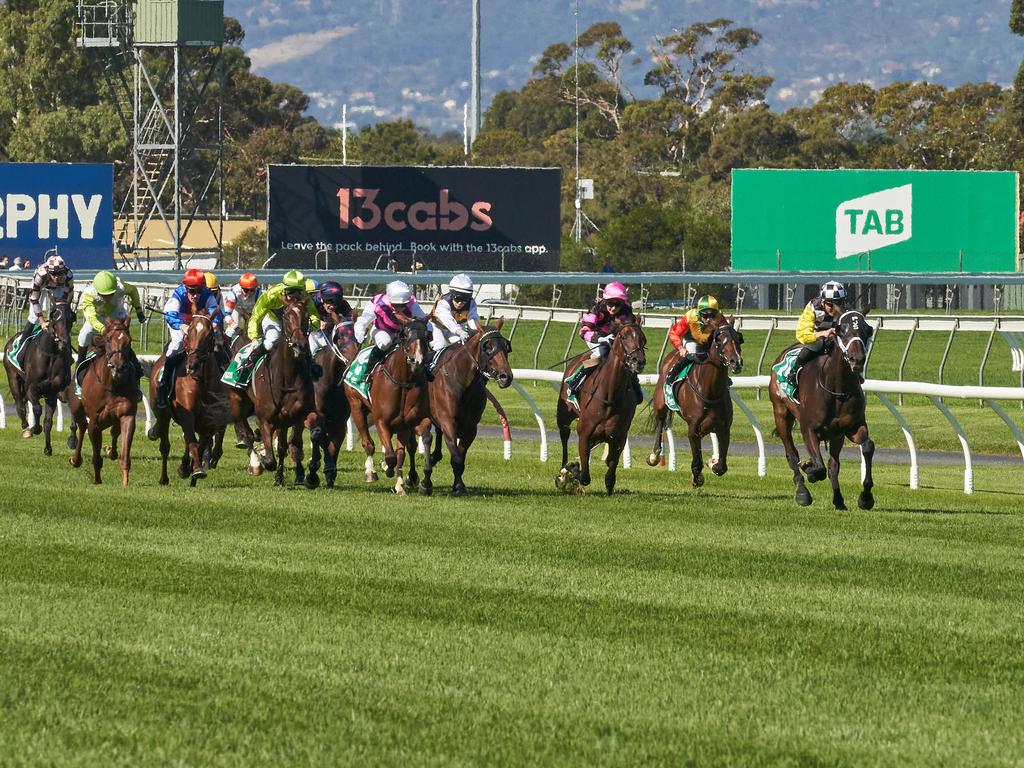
left=0, top=163, right=113, bottom=269
left=268, top=165, right=561, bottom=271
left=731, top=169, right=1020, bottom=272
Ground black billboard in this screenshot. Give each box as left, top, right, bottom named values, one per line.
left=267, top=165, right=561, bottom=271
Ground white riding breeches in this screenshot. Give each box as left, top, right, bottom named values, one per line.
left=77, top=313, right=127, bottom=348
left=431, top=324, right=465, bottom=352
left=165, top=327, right=186, bottom=357
left=262, top=315, right=281, bottom=351
left=373, top=329, right=395, bottom=351
left=587, top=339, right=606, bottom=359
left=309, top=329, right=328, bottom=356
left=683, top=339, right=698, bottom=355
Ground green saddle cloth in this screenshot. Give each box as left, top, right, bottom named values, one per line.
left=5, top=325, right=42, bottom=372
left=221, top=340, right=265, bottom=388
left=663, top=361, right=694, bottom=414
left=342, top=347, right=376, bottom=402
left=74, top=350, right=100, bottom=397
left=771, top=348, right=801, bottom=402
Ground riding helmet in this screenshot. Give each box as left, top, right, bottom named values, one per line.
left=282, top=270, right=306, bottom=290
left=320, top=281, right=344, bottom=304
left=183, top=268, right=205, bottom=288
left=93, top=270, right=118, bottom=296
left=386, top=281, right=412, bottom=305
left=820, top=281, right=846, bottom=302
left=239, top=272, right=259, bottom=290
left=449, top=273, right=474, bottom=299
left=44, top=254, right=67, bottom=275
left=204, top=272, right=220, bottom=290
left=603, top=282, right=628, bottom=302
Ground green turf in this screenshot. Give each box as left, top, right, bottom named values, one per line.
left=0, top=428, right=1022, bottom=766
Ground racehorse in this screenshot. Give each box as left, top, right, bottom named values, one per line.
left=307, top=320, right=360, bottom=489
left=768, top=309, right=876, bottom=510
left=3, top=299, right=73, bottom=455
left=345, top=318, right=434, bottom=495
left=556, top=319, right=646, bottom=495
left=148, top=314, right=232, bottom=486
left=422, top=321, right=514, bottom=496
left=228, top=299, right=319, bottom=487
left=648, top=316, right=744, bottom=487
left=67, top=319, right=141, bottom=486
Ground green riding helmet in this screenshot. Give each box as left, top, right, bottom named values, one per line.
left=697, top=295, right=720, bottom=321
left=93, top=270, right=118, bottom=296
left=282, top=269, right=306, bottom=290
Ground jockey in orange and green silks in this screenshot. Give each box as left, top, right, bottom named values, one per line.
left=666, top=295, right=721, bottom=382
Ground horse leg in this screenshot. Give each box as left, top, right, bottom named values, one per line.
left=688, top=422, right=705, bottom=488
left=179, top=411, right=205, bottom=481
left=711, top=423, right=730, bottom=477
left=647, top=406, right=668, bottom=466
left=210, top=426, right=225, bottom=469
left=158, top=413, right=172, bottom=485
left=556, top=397, right=573, bottom=469
left=800, top=424, right=827, bottom=484
left=274, top=428, right=288, bottom=487
left=119, top=415, right=135, bottom=487
left=827, top=436, right=846, bottom=510
left=107, top=422, right=120, bottom=461
left=577, top=432, right=594, bottom=487
left=27, top=386, right=42, bottom=436
left=604, top=436, right=625, bottom=496
left=42, top=397, right=55, bottom=456
left=68, top=404, right=85, bottom=468
left=406, top=429, right=419, bottom=491
left=417, top=423, right=433, bottom=496
left=775, top=404, right=811, bottom=506
left=392, top=434, right=407, bottom=496
left=351, top=403, right=378, bottom=483
left=88, top=423, right=104, bottom=484
left=292, top=422, right=309, bottom=488
left=851, top=425, right=875, bottom=510
left=10, top=375, right=29, bottom=435
left=259, top=420, right=277, bottom=472
left=376, top=420, right=398, bottom=479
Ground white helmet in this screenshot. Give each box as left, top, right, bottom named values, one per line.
left=386, top=280, right=412, bottom=305
left=820, top=281, right=846, bottom=302
left=45, top=254, right=67, bottom=275
left=449, top=273, right=474, bottom=296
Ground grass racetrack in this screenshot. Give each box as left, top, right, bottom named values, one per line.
left=1, top=425, right=1022, bottom=766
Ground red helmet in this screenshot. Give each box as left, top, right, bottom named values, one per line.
left=183, top=268, right=205, bottom=288
left=239, top=272, right=258, bottom=290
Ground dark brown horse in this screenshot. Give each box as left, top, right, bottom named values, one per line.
left=3, top=300, right=73, bottom=455
left=769, top=309, right=876, bottom=509
left=149, top=314, right=231, bottom=486
left=308, top=319, right=360, bottom=489
left=228, top=300, right=319, bottom=487
left=648, top=316, right=744, bottom=487
left=422, top=321, right=514, bottom=496
left=556, top=320, right=646, bottom=495
left=67, top=319, right=141, bottom=486
left=345, top=318, right=433, bottom=495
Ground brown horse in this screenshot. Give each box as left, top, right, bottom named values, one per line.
left=149, top=314, right=231, bottom=486
left=228, top=300, right=319, bottom=487
left=3, top=300, right=73, bottom=455
left=67, top=319, right=141, bottom=486
left=422, top=321, right=514, bottom=496
left=556, top=320, right=646, bottom=495
left=345, top=318, right=433, bottom=495
left=769, top=309, right=876, bottom=510
left=648, top=316, right=744, bottom=487
left=308, top=319, right=360, bottom=489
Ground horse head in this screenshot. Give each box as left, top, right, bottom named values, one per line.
left=708, top=315, right=744, bottom=374
left=333, top=320, right=361, bottom=365
left=48, top=300, right=73, bottom=353
left=103, top=318, right=134, bottom=385
left=475, top=317, right=514, bottom=389
left=184, top=313, right=214, bottom=378
left=398, top=317, right=431, bottom=376
left=282, top=298, right=311, bottom=357
left=834, top=310, right=874, bottom=376
left=612, top=319, right=647, bottom=375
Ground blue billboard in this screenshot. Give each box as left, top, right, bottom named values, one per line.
left=0, top=163, right=113, bottom=269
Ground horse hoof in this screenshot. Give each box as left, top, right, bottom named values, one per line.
left=384, top=466, right=395, bottom=479
left=834, top=500, right=848, bottom=511
left=692, top=474, right=704, bottom=488
left=260, top=457, right=276, bottom=472
left=796, top=489, right=812, bottom=507
left=646, top=452, right=660, bottom=467
left=858, top=492, right=875, bottom=511
left=147, top=426, right=160, bottom=441
left=274, top=476, right=284, bottom=487
left=21, top=429, right=33, bottom=439
left=309, top=427, right=323, bottom=444
left=419, top=482, right=433, bottom=497
left=105, top=447, right=117, bottom=460
left=711, top=462, right=727, bottom=477
left=32, top=425, right=42, bottom=436
left=807, top=467, right=826, bottom=483
left=43, top=446, right=52, bottom=457
left=191, top=469, right=207, bottom=480
left=69, top=456, right=82, bottom=469
left=235, top=440, right=248, bottom=449
left=67, top=435, right=77, bottom=451
left=305, top=474, right=320, bottom=490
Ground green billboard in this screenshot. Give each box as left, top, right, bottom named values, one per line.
left=731, top=169, right=1020, bottom=272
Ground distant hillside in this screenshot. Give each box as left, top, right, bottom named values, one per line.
left=226, top=0, right=1024, bottom=132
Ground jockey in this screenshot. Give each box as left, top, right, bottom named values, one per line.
left=203, top=270, right=230, bottom=367
left=309, top=280, right=355, bottom=356
left=429, top=273, right=480, bottom=352
left=666, top=295, right=722, bottom=382
left=567, top=282, right=643, bottom=403
left=156, top=268, right=222, bottom=407
left=21, top=252, right=74, bottom=346
left=353, top=280, right=429, bottom=376
left=787, top=281, right=847, bottom=388
left=223, top=272, right=261, bottom=341
left=77, top=270, right=146, bottom=374
left=229, top=269, right=320, bottom=384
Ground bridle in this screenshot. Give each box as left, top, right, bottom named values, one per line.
left=612, top=321, right=646, bottom=373
left=185, top=315, right=214, bottom=378
left=709, top=323, right=744, bottom=373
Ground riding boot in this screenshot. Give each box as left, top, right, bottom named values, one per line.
left=126, top=347, right=144, bottom=380
left=231, top=346, right=262, bottom=387
left=631, top=375, right=645, bottom=405
left=18, top=319, right=36, bottom=346
left=666, top=356, right=688, bottom=384
left=365, top=344, right=387, bottom=375
left=567, top=364, right=594, bottom=400
left=787, top=345, right=817, bottom=388
left=157, top=353, right=183, bottom=408
left=75, top=345, right=89, bottom=370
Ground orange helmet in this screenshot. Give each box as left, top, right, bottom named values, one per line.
left=239, top=272, right=258, bottom=290
left=183, top=268, right=205, bottom=288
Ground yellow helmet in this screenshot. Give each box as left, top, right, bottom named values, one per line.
left=204, top=272, right=219, bottom=290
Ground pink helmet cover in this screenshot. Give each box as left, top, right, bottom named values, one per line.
left=603, top=282, right=628, bottom=301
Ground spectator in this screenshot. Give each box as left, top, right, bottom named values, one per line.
left=0, top=255, right=8, bottom=269
left=21, top=258, right=30, bottom=270
left=8, top=256, right=23, bottom=271
left=601, top=258, right=616, bottom=274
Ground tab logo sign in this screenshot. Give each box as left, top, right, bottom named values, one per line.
left=835, top=184, right=912, bottom=260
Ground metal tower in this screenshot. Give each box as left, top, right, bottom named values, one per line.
left=77, top=0, right=225, bottom=269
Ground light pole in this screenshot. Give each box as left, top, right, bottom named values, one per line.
left=470, top=0, right=481, bottom=146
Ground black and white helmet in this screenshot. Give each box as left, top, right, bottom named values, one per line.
left=820, top=281, right=846, bottom=302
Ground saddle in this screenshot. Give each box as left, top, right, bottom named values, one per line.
left=663, top=361, right=694, bottom=414
left=74, top=350, right=100, bottom=396
left=5, top=325, right=43, bottom=372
